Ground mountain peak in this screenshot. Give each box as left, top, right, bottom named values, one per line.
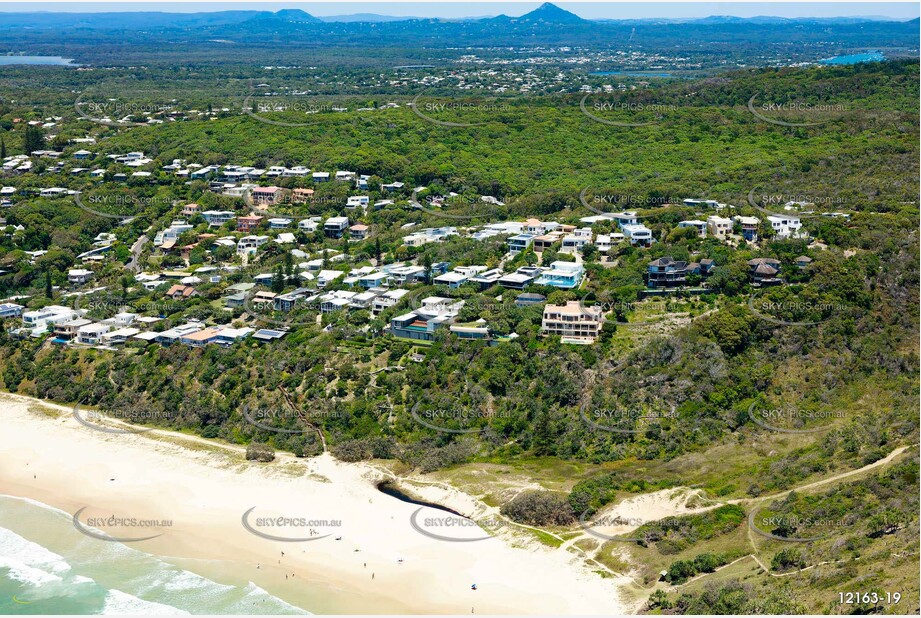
left=517, top=3, right=584, bottom=23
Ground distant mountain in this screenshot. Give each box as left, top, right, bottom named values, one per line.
left=320, top=13, right=424, bottom=23
left=245, top=8, right=322, bottom=25
left=515, top=2, right=586, bottom=24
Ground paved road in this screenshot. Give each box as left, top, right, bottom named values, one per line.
left=126, top=234, right=148, bottom=272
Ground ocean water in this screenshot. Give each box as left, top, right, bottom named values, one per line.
left=0, top=496, right=309, bottom=615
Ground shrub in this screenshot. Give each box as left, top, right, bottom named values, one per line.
left=501, top=490, right=575, bottom=526
left=245, top=441, right=275, bottom=462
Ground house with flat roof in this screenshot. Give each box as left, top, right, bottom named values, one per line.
left=201, top=210, right=235, bottom=228
left=267, top=217, right=292, bottom=229
left=358, top=271, right=391, bottom=289
left=507, top=234, right=535, bottom=254
left=767, top=215, right=804, bottom=239
left=22, top=305, right=82, bottom=334
left=100, top=327, right=140, bottom=345
left=706, top=216, right=733, bottom=241
left=155, top=322, right=204, bottom=345
left=541, top=301, right=605, bottom=345
left=678, top=220, right=707, bottom=238
left=54, top=318, right=93, bottom=341
left=536, top=261, right=584, bottom=289
left=499, top=266, right=541, bottom=290
left=433, top=271, right=469, bottom=289
left=67, top=269, right=94, bottom=285
left=77, top=322, right=111, bottom=345
left=372, top=289, right=409, bottom=315
left=622, top=224, right=654, bottom=247
left=237, top=235, right=269, bottom=255
left=324, top=216, right=349, bottom=239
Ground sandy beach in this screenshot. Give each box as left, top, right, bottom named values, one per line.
left=0, top=392, right=631, bottom=615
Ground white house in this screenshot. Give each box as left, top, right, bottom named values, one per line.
left=767, top=215, right=804, bottom=239
left=678, top=220, right=707, bottom=238
left=67, top=268, right=94, bottom=285
left=622, top=224, right=654, bottom=246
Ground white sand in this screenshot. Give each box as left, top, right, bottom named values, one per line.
left=0, top=393, right=630, bottom=615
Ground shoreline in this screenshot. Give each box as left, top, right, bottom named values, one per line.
left=0, top=392, right=631, bottom=615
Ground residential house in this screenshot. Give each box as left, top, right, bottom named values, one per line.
left=683, top=198, right=721, bottom=209
left=77, top=322, right=111, bottom=345
left=0, top=303, right=24, bottom=318
left=499, top=266, right=542, bottom=290
left=237, top=235, right=269, bottom=255
left=154, top=221, right=193, bottom=248
left=252, top=186, right=283, bottom=205
left=54, top=318, right=93, bottom=341
left=324, top=216, right=349, bottom=239
left=403, top=227, right=457, bottom=246
left=622, top=224, right=654, bottom=246
left=349, top=224, right=369, bottom=240
left=165, top=285, right=199, bottom=299
left=795, top=256, right=813, bottom=269
left=274, top=288, right=311, bottom=312
left=536, top=261, right=585, bottom=289
left=733, top=216, right=760, bottom=241
left=678, top=220, right=707, bottom=238
left=155, top=322, right=204, bottom=345
left=767, top=215, right=804, bottom=239
left=541, top=301, right=605, bottom=344
left=381, top=181, right=405, bottom=192
left=312, top=172, right=330, bottom=183
left=181, top=203, right=200, bottom=217
left=67, top=268, right=94, bottom=285
left=267, top=217, right=292, bottom=229
left=515, top=293, right=546, bottom=307
left=561, top=233, right=591, bottom=254
left=201, top=210, right=235, bottom=228
left=237, top=214, right=264, bottom=232
left=469, top=269, right=503, bottom=290
left=298, top=218, right=321, bottom=233
left=372, top=289, right=409, bottom=315
left=433, top=271, right=469, bottom=289
left=748, top=258, right=783, bottom=286
left=507, top=234, right=535, bottom=254
left=647, top=257, right=689, bottom=288
left=22, top=305, right=82, bottom=334
left=388, top=296, right=464, bottom=342
left=706, top=216, right=733, bottom=241
left=346, top=196, right=369, bottom=209
left=358, top=271, right=391, bottom=289
left=100, top=327, right=141, bottom=345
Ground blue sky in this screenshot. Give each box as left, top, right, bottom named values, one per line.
left=1, top=2, right=918, bottom=19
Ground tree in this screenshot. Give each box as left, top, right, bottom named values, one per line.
left=44, top=270, right=53, bottom=298
left=0, top=137, right=6, bottom=160
left=373, top=237, right=382, bottom=263
left=421, top=253, right=433, bottom=284
left=22, top=125, right=45, bottom=155
left=271, top=265, right=285, bottom=293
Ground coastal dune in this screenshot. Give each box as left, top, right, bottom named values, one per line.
left=0, top=393, right=630, bottom=615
